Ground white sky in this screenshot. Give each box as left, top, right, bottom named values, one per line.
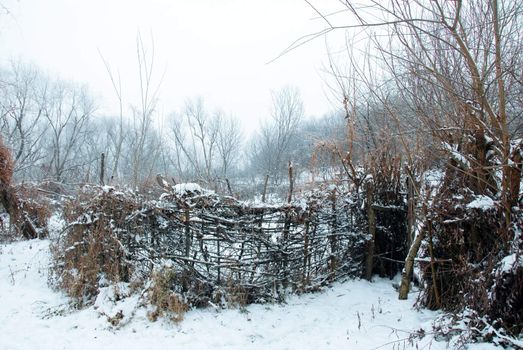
left=0, top=0, right=347, bottom=135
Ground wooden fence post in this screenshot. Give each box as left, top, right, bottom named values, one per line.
left=287, top=162, right=294, bottom=203
left=100, top=153, right=105, bottom=186
left=427, top=221, right=441, bottom=307
left=185, top=207, right=191, bottom=258
left=217, top=227, right=221, bottom=285
left=262, top=175, right=269, bottom=202
left=282, top=210, right=291, bottom=289
left=364, top=181, right=376, bottom=281
left=303, top=212, right=310, bottom=285
left=329, top=188, right=338, bottom=281
left=225, top=178, right=233, bottom=197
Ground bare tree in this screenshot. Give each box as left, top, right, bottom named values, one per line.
left=305, top=0, right=523, bottom=301
left=42, top=81, right=95, bottom=182
left=99, top=51, right=126, bottom=183
left=250, top=86, right=304, bottom=183
left=0, top=61, right=48, bottom=179
left=216, top=112, right=242, bottom=179
left=129, top=31, right=163, bottom=188
left=170, top=97, right=221, bottom=183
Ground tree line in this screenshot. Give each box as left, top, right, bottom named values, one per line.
left=0, top=58, right=351, bottom=195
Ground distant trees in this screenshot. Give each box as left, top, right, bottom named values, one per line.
left=249, top=86, right=304, bottom=183
left=216, top=112, right=242, bottom=179
left=0, top=62, right=96, bottom=182
left=0, top=61, right=47, bottom=179
left=170, top=97, right=243, bottom=185
left=0, top=54, right=355, bottom=194
left=0, top=60, right=249, bottom=189
left=0, top=58, right=353, bottom=196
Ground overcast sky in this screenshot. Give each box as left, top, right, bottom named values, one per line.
left=0, top=0, right=346, bottom=134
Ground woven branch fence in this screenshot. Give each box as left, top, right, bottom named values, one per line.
left=54, top=185, right=369, bottom=306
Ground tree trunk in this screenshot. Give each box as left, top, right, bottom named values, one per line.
left=287, top=162, right=294, bottom=203
left=398, top=224, right=426, bottom=300
left=407, top=175, right=415, bottom=247
left=100, top=153, right=105, bottom=186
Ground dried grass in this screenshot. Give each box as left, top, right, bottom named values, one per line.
left=147, top=268, right=189, bottom=323
left=0, top=137, right=13, bottom=186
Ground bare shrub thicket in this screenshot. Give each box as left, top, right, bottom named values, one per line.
left=307, top=0, right=523, bottom=339
left=51, top=187, right=136, bottom=304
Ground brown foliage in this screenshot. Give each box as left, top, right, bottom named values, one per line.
left=16, top=185, right=52, bottom=238
left=489, top=265, right=523, bottom=335
left=0, top=137, right=13, bottom=186
left=51, top=188, right=136, bottom=304
left=0, top=138, right=40, bottom=240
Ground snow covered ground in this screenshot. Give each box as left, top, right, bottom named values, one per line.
left=0, top=239, right=497, bottom=350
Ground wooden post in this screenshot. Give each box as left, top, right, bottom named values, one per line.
left=407, top=175, right=415, bottom=246
left=282, top=212, right=291, bottom=289
left=427, top=221, right=441, bottom=308
left=329, top=188, right=338, bottom=281
left=225, top=178, right=233, bottom=197
left=364, top=181, right=376, bottom=281
left=303, top=214, right=310, bottom=285
left=184, top=207, right=191, bottom=257
left=262, top=174, right=269, bottom=202
left=100, top=153, right=105, bottom=186
left=287, top=162, right=294, bottom=203
left=217, top=227, right=221, bottom=285
left=282, top=164, right=293, bottom=288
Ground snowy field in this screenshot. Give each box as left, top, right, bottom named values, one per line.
left=0, top=239, right=497, bottom=350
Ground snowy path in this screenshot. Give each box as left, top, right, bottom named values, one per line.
left=0, top=239, right=491, bottom=350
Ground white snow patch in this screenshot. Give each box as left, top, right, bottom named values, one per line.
left=173, top=183, right=203, bottom=195
left=94, top=283, right=140, bottom=328
left=499, top=253, right=523, bottom=273
left=102, top=185, right=115, bottom=193
left=443, top=142, right=471, bottom=169
left=467, top=195, right=496, bottom=210
left=0, top=239, right=500, bottom=350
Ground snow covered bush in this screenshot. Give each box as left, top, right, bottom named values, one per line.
left=50, top=186, right=138, bottom=305
left=419, top=164, right=523, bottom=340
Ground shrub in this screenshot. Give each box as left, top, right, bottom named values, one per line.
left=50, top=187, right=137, bottom=305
